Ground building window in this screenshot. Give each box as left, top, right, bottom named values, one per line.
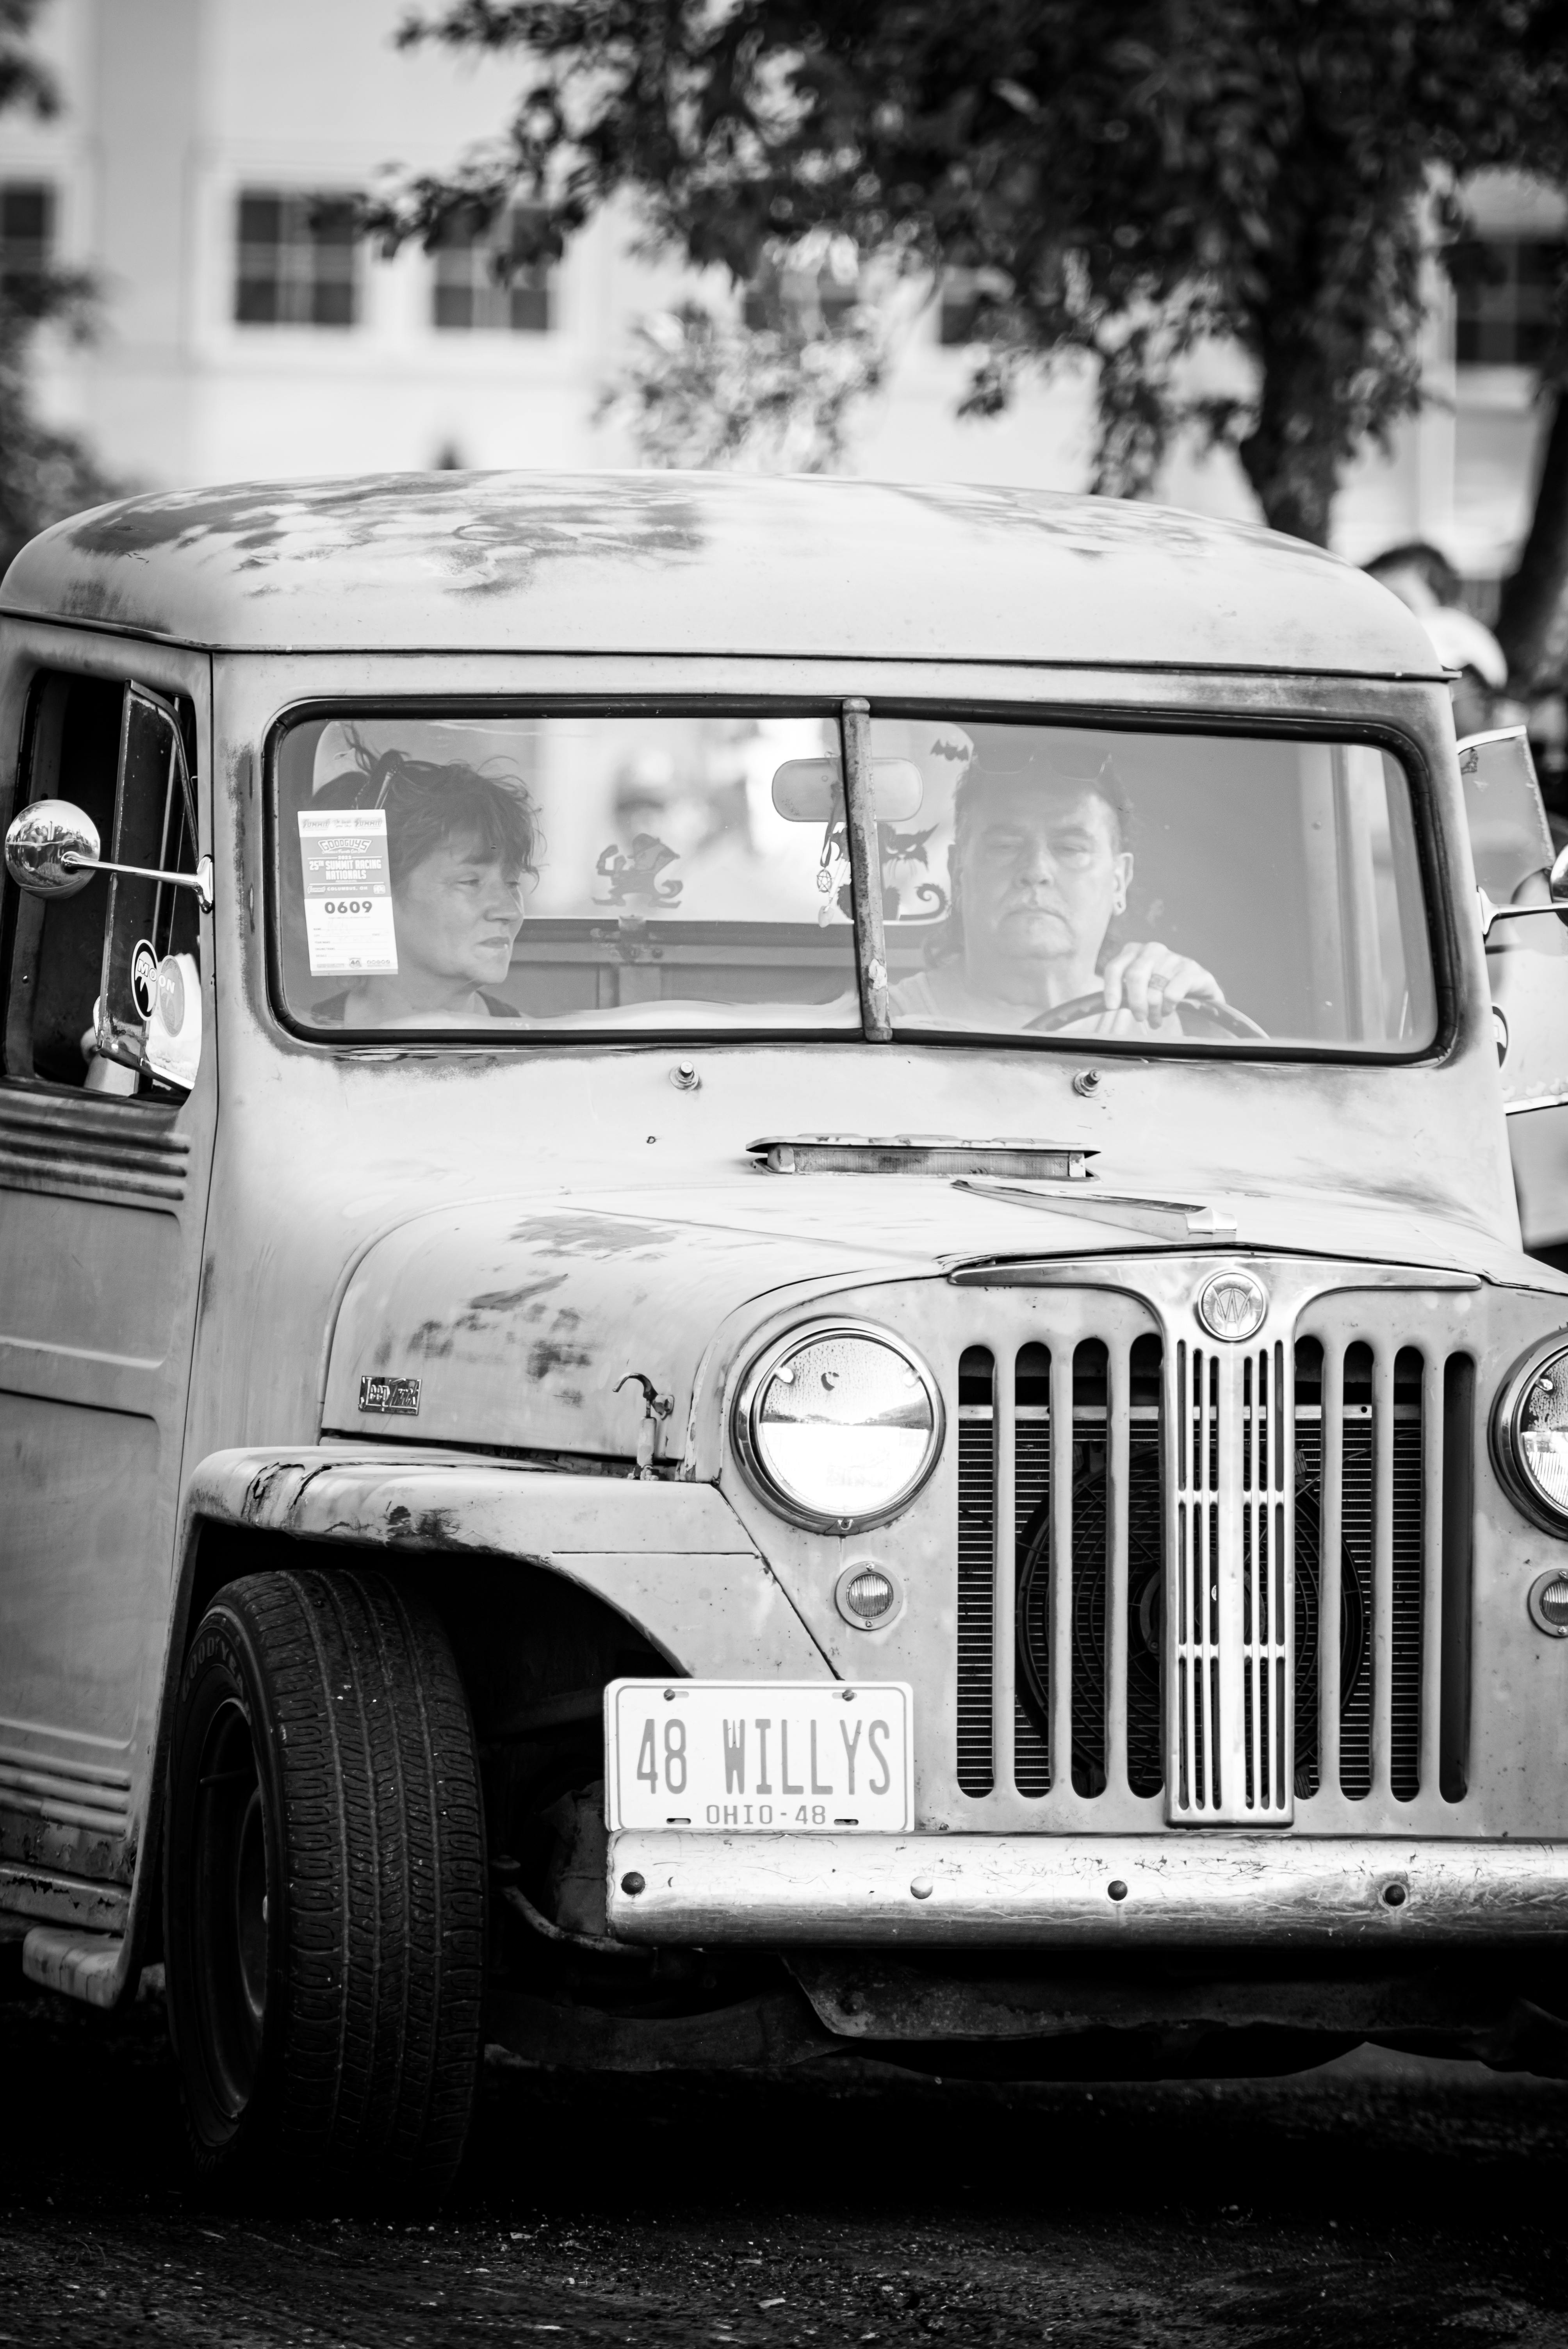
left=431, top=208, right=552, bottom=332
left=1454, top=237, right=1566, bottom=368
left=936, top=267, right=1012, bottom=348
left=0, top=182, right=54, bottom=307
left=235, top=191, right=358, bottom=328
left=743, top=254, right=862, bottom=333
left=938, top=271, right=982, bottom=347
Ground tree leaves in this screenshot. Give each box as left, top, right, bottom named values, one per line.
left=593, top=296, right=885, bottom=471
left=379, top=0, right=1568, bottom=541
left=0, top=1, right=121, bottom=573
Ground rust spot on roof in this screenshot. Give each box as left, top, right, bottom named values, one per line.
left=56, top=472, right=706, bottom=601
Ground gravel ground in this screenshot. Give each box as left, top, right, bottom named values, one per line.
left=5, top=1958, right=1568, bottom=2347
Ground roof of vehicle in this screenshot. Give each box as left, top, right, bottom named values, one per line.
left=0, top=469, right=1443, bottom=674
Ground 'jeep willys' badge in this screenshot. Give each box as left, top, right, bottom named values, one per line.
left=358, top=1374, right=421, bottom=1415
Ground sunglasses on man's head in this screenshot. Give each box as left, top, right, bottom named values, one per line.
left=967, top=734, right=1122, bottom=790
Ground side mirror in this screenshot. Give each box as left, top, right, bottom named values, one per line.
left=1551, top=843, right=1568, bottom=915
left=4, top=798, right=104, bottom=899
left=4, top=791, right=213, bottom=912
left=771, top=755, right=924, bottom=825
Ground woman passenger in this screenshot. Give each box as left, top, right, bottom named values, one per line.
left=312, top=742, right=538, bottom=1027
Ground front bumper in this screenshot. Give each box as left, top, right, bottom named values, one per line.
left=606, top=1832, right=1568, bottom=1946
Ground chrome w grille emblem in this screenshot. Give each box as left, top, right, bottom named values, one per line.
left=1196, top=1269, right=1268, bottom=1342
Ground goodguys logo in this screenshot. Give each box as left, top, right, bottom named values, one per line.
left=358, top=1374, right=421, bottom=1416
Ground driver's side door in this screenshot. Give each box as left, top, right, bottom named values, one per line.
left=0, top=640, right=215, bottom=1918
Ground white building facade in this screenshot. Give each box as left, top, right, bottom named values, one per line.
left=0, top=0, right=1561, bottom=587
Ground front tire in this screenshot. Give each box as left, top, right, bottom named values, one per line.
left=164, top=1567, right=485, bottom=2198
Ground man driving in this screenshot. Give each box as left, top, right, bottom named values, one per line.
left=888, top=731, right=1226, bottom=1035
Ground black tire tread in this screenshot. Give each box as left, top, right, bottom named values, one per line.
left=178, top=1567, right=484, bottom=2195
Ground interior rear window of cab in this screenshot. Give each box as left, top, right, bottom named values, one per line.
left=266, top=704, right=1441, bottom=1059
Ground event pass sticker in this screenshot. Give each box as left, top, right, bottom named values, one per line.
left=298, top=808, right=398, bottom=977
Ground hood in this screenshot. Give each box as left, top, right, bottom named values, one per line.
left=321, top=1171, right=1561, bottom=1464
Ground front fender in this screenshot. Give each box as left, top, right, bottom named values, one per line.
left=94, top=1449, right=829, bottom=2013
left=182, top=1445, right=833, bottom=1681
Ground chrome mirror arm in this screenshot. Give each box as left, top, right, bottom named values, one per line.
left=61, top=847, right=214, bottom=916
left=1479, top=890, right=1558, bottom=937
left=1479, top=846, right=1568, bottom=940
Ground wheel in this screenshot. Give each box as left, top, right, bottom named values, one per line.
left=1024, top=989, right=1268, bottom=1040
left=163, top=1567, right=486, bottom=2199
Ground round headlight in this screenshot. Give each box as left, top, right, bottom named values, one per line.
left=734, top=1324, right=943, bottom=1531
left=1495, top=1341, right=1568, bottom=1532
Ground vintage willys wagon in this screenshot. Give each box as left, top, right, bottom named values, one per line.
left=5, top=470, right=1568, bottom=2194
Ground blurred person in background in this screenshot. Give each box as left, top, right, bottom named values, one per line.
left=1365, top=541, right=1514, bottom=738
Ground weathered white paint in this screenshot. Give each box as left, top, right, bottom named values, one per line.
left=1, top=474, right=1441, bottom=672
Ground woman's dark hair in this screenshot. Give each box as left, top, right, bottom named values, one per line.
left=335, top=728, right=541, bottom=886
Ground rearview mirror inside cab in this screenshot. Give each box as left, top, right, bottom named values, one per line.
left=771, top=754, right=924, bottom=823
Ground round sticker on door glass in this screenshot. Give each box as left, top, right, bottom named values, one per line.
left=156, top=957, right=186, bottom=1034
left=130, top=939, right=159, bottom=1020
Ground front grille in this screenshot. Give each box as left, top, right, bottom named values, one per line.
left=953, top=1296, right=1474, bottom=1823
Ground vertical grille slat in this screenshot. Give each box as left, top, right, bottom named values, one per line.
left=1420, top=1351, right=1446, bottom=1799
left=1068, top=1339, right=1108, bottom=1798
left=1012, top=1348, right=1052, bottom=1797
left=1440, top=1355, right=1476, bottom=1804
left=955, top=1348, right=995, bottom=1797
left=1390, top=1349, right=1426, bottom=1804
left=1048, top=1344, right=1076, bottom=1797
left=1340, top=1349, right=1376, bottom=1799
left=1105, top=1338, right=1131, bottom=1801
left=991, top=1346, right=1018, bottom=1797
left=1371, top=1347, right=1397, bottom=1802
left=1319, top=1341, right=1345, bottom=1797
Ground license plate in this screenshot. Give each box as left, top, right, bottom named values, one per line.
left=604, top=1680, right=913, bottom=1832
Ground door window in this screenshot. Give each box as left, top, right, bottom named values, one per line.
left=3, top=670, right=201, bottom=1095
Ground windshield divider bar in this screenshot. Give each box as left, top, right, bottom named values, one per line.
left=841, top=697, right=891, bottom=1041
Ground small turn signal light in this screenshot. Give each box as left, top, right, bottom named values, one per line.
left=835, top=1561, right=903, bottom=1629
left=1529, top=1570, right=1568, bottom=1638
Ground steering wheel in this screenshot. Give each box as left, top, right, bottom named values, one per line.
left=1024, top=989, right=1269, bottom=1041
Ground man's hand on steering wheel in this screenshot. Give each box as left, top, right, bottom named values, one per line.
left=1023, top=945, right=1268, bottom=1039
left=1100, top=940, right=1225, bottom=1029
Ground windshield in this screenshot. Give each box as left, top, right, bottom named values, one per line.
left=271, top=708, right=1435, bottom=1053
